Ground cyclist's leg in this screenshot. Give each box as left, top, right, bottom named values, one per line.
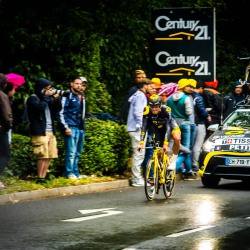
left=168, top=130, right=181, bottom=170
left=171, top=130, right=181, bottom=155
left=145, top=158, right=157, bottom=201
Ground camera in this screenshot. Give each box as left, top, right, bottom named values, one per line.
left=50, top=87, right=70, bottom=97
left=42, top=87, right=70, bottom=97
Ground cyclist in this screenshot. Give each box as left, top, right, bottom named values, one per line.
left=137, top=94, right=181, bottom=168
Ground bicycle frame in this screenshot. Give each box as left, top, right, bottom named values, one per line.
left=151, top=147, right=169, bottom=184
left=144, top=142, right=175, bottom=201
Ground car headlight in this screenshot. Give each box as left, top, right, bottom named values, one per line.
left=202, top=139, right=215, bottom=152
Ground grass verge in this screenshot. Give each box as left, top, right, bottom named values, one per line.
left=0, top=173, right=130, bottom=196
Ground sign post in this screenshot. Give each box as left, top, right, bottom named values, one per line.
left=150, top=8, right=216, bottom=83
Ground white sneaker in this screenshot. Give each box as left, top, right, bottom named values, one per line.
left=168, top=154, right=177, bottom=170
left=132, top=178, right=145, bottom=187
left=68, top=174, right=78, bottom=180
left=168, top=161, right=176, bottom=170
left=0, top=181, right=6, bottom=190
left=77, top=175, right=88, bottom=179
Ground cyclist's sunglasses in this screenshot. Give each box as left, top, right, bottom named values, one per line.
left=149, top=104, right=161, bottom=108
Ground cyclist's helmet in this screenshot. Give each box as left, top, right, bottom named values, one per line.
left=148, top=94, right=162, bottom=107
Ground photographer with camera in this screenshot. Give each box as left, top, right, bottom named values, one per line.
left=57, top=76, right=87, bottom=180
left=26, top=78, right=62, bottom=183
left=41, top=87, right=70, bottom=97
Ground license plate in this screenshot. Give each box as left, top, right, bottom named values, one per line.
left=225, top=158, right=250, bottom=166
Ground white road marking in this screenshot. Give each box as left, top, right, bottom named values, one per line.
left=62, top=207, right=123, bottom=222
left=166, top=225, right=215, bottom=237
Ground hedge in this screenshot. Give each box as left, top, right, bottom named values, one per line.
left=7, top=118, right=132, bottom=178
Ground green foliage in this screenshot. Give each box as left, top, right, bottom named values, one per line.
left=78, top=118, right=131, bottom=175
left=7, top=119, right=132, bottom=179
left=8, top=134, right=36, bottom=177
left=1, top=0, right=250, bottom=119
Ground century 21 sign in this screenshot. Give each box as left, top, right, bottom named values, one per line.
left=150, top=8, right=215, bottom=82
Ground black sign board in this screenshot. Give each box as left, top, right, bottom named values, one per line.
left=150, top=8, right=215, bottom=83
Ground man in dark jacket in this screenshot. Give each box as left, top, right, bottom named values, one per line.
left=203, top=80, right=224, bottom=127
left=57, top=76, right=87, bottom=180
left=191, top=80, right=209, bottom=170
left=223, top=81, right=245, bottom=120
left=26, top=78, right=62, bottom=181
left=0, top=73, right=13, bottom=189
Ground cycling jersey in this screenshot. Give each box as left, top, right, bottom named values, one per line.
left=140, top=106, right=180, bottom=147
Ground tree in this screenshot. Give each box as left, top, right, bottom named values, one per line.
left=0, top=0, right=249, bottom=123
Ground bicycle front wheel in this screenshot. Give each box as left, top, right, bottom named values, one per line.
left=144, top=159, right=158, bottom=201
left=163, top=168, right=176, bottom=199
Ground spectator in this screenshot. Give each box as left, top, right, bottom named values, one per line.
left=26, top=78, right=62, bottom=182
left=158, top=82, right=190, bottom=155
left=223, top=81, right=245, bottom=120
left=167, top=78, right=196, bottom=178
left=117, top=69, right=146, bottom=124
left=3, top=82, right=15, bottom=143
left=146, top=83, right=156, bottom=98
left=151, top=78, right=163, bottom=94
left=191, top=79, right=209, bottom=171
left=57, top=76, right=86, bottom=180
left=76, top=77, right=88, bottom=176
left=203, top=80, right=224, bottom=127
left=185, top=79, right=197, bottom=160
left=0, top=73, right=13, bottom=189
left=158, top=82, right=179, bottom=106
left=126, top=78, right=153, bottom=186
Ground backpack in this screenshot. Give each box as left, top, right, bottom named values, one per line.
left=22, top=94, right=38, bottom=125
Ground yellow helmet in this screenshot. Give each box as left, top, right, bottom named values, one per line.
left=148, top=94, right=162, bottom=107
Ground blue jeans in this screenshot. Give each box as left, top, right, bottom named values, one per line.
left=192, top=124, right=206, bottom=167
left=0, top=128, right=11, bottom=175
left=190, top=124, right=197, bottom=151
left=63, top=126, right=85, bottom=177
left=176, top=124, right=192, bottom=173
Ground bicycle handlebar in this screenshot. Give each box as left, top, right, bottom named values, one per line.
left=144, top=146, right=162, bottom=149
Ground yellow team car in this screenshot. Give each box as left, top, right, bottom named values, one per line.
left=199, top=106, right=250, bottom=187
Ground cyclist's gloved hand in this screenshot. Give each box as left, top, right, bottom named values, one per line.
left=163, top=144, right=170, bottom=153
left=137, top=141, right=144, bottom=152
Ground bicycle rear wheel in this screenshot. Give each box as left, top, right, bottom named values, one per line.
left=163, top=168, right=176, bottom=198
left=144, top=159, right=158, bottom=201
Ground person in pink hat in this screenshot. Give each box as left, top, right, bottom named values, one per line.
left=158, top=82, right=192, bottom=156
left=158, top=82, right=179, bottom=106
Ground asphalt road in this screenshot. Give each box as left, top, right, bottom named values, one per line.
left=0, top=178, right=250, bottom=250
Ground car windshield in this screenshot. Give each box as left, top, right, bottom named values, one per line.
left=224, top=109, right=250, bottom=128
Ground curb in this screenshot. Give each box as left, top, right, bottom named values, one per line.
left=0, top=174, right=186, bottom=205
left=0, top=179, right=130, bottom=205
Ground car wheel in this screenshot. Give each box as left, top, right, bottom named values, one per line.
left=201, top=176, right=220, bottom=188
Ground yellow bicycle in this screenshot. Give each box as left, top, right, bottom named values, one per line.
left=144, top=141, right=176, bottom=201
